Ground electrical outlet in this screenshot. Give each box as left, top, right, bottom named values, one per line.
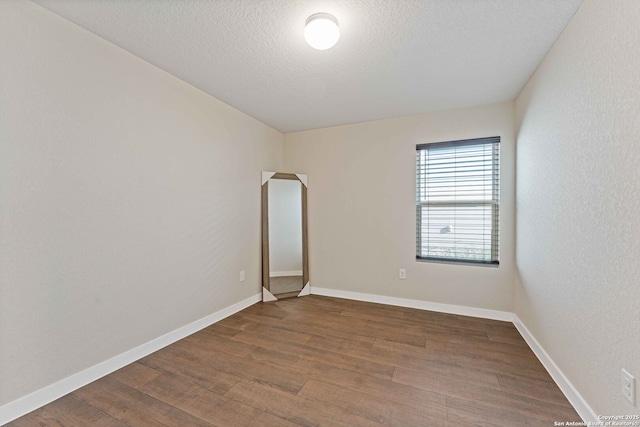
left=239, top=270, right=245, bottom=282
left=399, top=268, right=406, bottom=280
left=622, top=369, right=635, bottom=406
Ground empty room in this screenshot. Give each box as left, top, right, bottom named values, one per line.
left=1, top=0, right=639, bottom=425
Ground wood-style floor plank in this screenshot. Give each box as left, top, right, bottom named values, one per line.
left=298, top=379, right=442, bottom=426
left=7, top=295, right=581, bottom=426
left=394, top=366, right=579, bottom=423
left=126, top=371, right=297, bottom=427
left=244, top=346, right=448, bottom=415
left=225, top=379, right=382, bottom=427
left=231, top=329, right=396, bottom=380
left=137, top=348, right=244, bottom=395
left=74, top=376, right=212, bottom=427
left=10, top=394, right=127, bottom=427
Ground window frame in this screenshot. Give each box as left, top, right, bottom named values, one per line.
left=415, top=136, right=500, bottom=266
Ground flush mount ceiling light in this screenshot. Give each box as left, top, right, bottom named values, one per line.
left=304, top=13, right=340, bottom=50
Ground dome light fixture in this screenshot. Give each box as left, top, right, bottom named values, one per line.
left=304, top=13, right=340, bottom=50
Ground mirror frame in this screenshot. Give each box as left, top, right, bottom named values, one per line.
left=261, top=171, right=309, bottom=301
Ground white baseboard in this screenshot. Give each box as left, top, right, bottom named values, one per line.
left=270, top=270, right=303, bottom=277
left=0, top=292, right=261, bottom=426
left=1, top=288, right=598, bottom=426
left=310, top=287, right=513, bottom=321
left=512, top=315, right=598, bottom=423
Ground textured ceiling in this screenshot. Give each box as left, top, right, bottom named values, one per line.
left=32, top=0, right=584, bottom=133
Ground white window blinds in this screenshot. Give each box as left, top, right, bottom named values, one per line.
left=416, top=137, right=500, bottom=265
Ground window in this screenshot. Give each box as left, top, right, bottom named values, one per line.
left=416, top=136, right=500, bottom=265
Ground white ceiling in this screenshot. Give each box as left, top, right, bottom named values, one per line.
left=33, top=0, right=584, bottom=133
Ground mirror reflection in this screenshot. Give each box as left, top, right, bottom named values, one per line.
left=268, top=179, right=303, bottom=294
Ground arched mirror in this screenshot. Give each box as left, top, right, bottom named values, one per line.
left=261, top=172, right=309, bottom=301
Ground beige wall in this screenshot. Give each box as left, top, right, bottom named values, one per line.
left=0, top=1, right=282, bottom=405
left=515, top=0, right=640, bottom=416
left=285, top=102, right=515, bottom=311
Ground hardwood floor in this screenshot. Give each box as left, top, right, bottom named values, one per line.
left=9, top=296, right=581, bottom=426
